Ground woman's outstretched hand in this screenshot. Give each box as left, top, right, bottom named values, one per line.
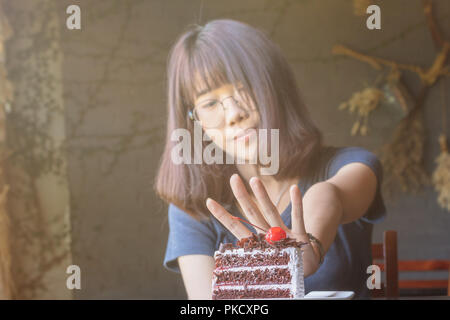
left=205, top=173, right=309, bottom=243
left=205, top=173, right=320, bottom=276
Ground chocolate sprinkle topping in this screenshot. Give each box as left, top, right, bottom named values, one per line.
left=224, top=233, right=308, bottom=251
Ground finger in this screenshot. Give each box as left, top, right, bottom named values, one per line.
left=230, top=174, right=270, bottom=233
left=290, top=184, right=307, bottom=236
left=249, top=177, right=287, bottom=230
left=206, top=198, right=253, bottom=240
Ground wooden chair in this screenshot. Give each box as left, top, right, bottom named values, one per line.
left=397, top=261, right=450, bottom=296
left=371, top=230, right=398, bottom=298
left=371, top=230, right=450, bottom=298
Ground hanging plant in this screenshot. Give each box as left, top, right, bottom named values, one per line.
left=432, top=135, right=450, bottom=211
left=432, top=80, right=450, bottom=211
left=379, top=87, right=430, bottom=199
left=338, top=86, right=384, bottom=136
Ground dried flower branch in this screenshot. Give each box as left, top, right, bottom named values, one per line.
left=423, top=0, right=445, bottom=49
left=379, top=87, right=430, bottom=199
left=431, top=76, right=450, bottom=211
left=338, top=87, right=384, bottom=136
left=332, top=42, right=450, bottom=86
left=432, top=135, right=450, bottom=211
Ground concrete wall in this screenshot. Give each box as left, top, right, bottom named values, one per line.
left=4, top=0, right=73, bottom=299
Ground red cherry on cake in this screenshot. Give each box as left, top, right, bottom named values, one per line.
left=265, top=227, right=286, bottom=244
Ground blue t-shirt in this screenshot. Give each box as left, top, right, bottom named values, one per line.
left=163, top=146, right=387, bottom=299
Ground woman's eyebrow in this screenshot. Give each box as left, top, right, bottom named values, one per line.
left=195, top=83, right=238, bottom=100
left=196, top=88, right=210, bottom=97
left=195, top=86, right=219, bottom=100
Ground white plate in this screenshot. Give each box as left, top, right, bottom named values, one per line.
left=303, top=291, right=355, bottom=300
left=235, top=291, right=355, bottom=300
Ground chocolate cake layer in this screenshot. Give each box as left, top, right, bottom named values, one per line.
left=214, top=267, right=292, bottom=285
left=215, top=252, right=290, bottom=269
left=212, top=287, right=292, bottom=299
left=212, top=233, right=305, bottom=300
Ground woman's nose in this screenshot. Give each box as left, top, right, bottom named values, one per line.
left=223, top=97, right=248, bottom=126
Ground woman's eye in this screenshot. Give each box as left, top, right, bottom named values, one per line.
left=200, top=101, right=217, bottom=109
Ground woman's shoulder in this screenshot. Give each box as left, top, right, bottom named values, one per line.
left=168, top=203, right=212, bottom=225
left=332, top=145, right=376, bottom=156
left=324, top=145, right=382, bottom=180
left=319, top=145, right=375, bottom=158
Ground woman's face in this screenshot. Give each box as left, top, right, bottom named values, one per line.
left=193, top=82, right=260, bottom=163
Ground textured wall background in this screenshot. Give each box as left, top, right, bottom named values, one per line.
left=52, top=0, right=450, bottom=299
left=3, top=0, right=72, bottom=299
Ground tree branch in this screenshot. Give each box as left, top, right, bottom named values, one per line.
left=422, top=0, right=445, bottom=49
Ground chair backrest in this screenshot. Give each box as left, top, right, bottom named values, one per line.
left=371, top=230, right=398, bottom=298
left=372, top=230, right=450, bottom=298
left=397, top=260, right=450, bottom=296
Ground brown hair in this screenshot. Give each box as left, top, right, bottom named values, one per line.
left=154, top=19, right=323, bottom=220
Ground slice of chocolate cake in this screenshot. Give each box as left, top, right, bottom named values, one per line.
left=212, top=233, right=307, bottom=300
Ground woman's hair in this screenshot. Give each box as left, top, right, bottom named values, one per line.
left=154, top=19, right=323, bottom=220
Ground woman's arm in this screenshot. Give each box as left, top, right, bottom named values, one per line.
left=302, top=162, right=378, bottom=263
left=301, top=181, right=343, bottom=260
left=299, top=161, right=378, bottom=273
left=178, top=254, right=215, bottom=299
left=326, top=162, right=378, bottom=224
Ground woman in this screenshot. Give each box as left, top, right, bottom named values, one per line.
left=155, top=19, right=386, bottom=299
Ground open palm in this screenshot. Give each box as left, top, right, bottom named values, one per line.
left=206, top=173, right=308, bottom=243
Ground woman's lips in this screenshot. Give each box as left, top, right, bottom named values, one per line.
left=233, top=128, right=256, bottom=141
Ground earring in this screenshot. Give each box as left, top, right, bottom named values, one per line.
left=188, top=110, right=194, bottom=121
